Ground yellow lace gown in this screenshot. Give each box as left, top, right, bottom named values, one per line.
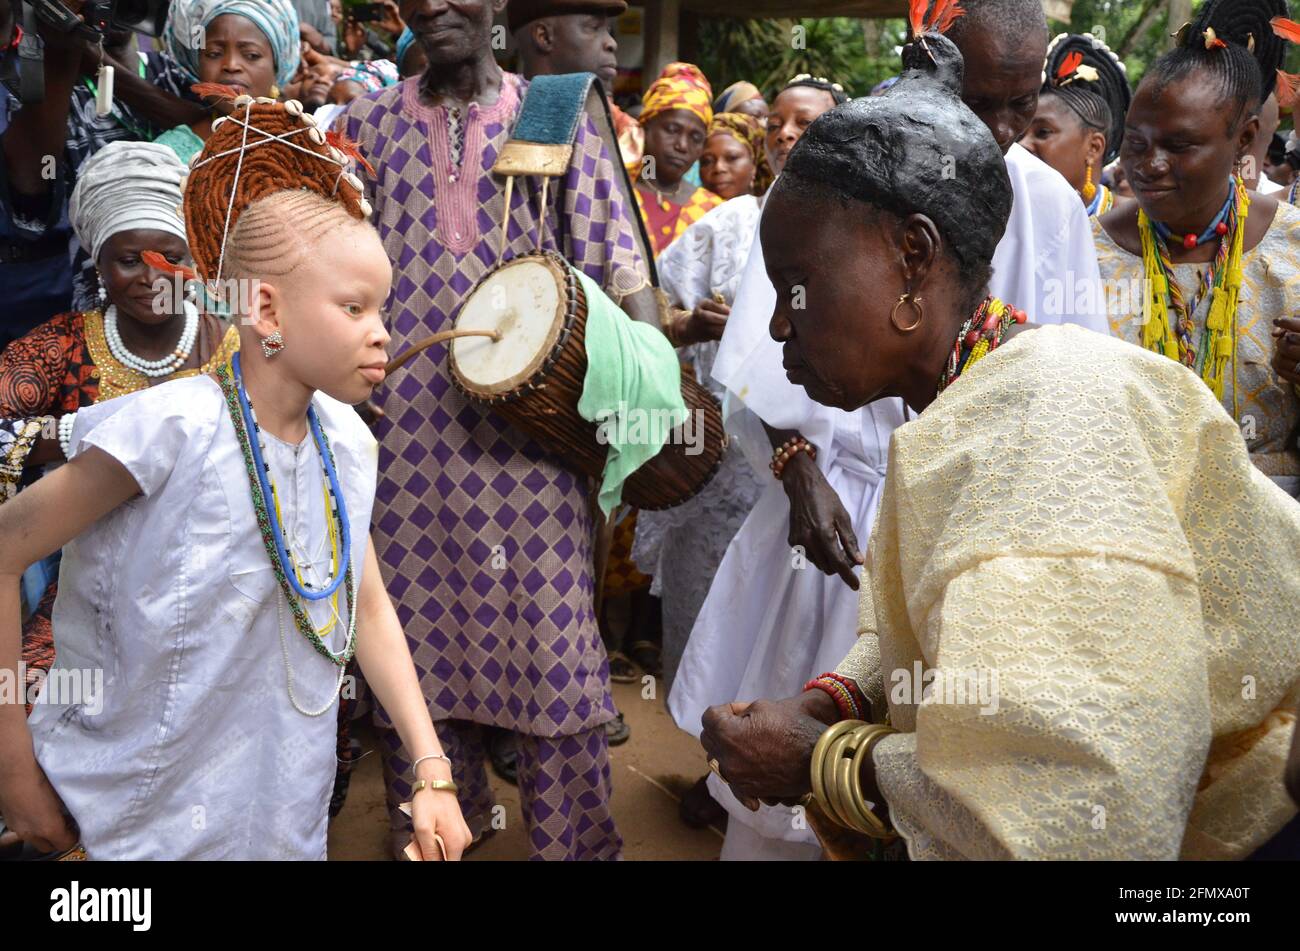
left=1093, top=203, right=1300, bottom=494
left=835, top=324, right=1300, bottom=860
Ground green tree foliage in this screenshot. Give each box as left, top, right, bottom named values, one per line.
left=695, top=16, right=910, bottom=99
left=696, top=4, right=1298, bottom=112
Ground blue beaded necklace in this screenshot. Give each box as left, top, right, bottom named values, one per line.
left=231, top=351, right=352, bottom=601
left=1152, top=179, right=1234, bottom=249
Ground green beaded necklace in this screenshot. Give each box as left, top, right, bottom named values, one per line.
left=217, top=359, right=357, bottom=666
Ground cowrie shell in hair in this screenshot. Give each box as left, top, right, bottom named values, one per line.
left=284, top=99, right=304, bottom=117
left=344, top=172, right=363, bottom=192
left=300, top=113, right=318, bottom=127
left=308, top=127, right=326, bottom=145
left=188, top=152, right=202, bottom=169
left=255, top=96, right=275, bottom=104
left=212, top=116, right=228, bottom=130
left=234, top=94, right=253, bottom=107
left=359, top=199, right=373, bottom=217
left=328, top=147, right=345, bottom=163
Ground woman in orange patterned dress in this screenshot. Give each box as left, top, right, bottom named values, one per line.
left=632, top=63, right=723, bottom=256
left=0, top=142, right=237, bottom=710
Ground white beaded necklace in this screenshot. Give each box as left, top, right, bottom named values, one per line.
left=103, top=301, right=200, bottom=377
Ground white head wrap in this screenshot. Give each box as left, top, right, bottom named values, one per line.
left=69, top=142, right=188, bottom=264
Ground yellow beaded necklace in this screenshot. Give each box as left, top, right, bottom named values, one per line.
left=1138, top=177, right=1249, bottom=416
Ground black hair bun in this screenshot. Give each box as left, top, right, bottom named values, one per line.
left=783, top=29, right=1011, bottom=275
left=900, top=31, right=965, bottom=97
left=1189, top=0, right=1290, bottom=97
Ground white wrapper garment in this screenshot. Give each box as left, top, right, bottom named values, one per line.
left=27, top=375, right=378, bottom=860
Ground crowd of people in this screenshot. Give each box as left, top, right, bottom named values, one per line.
left=0, top=0, right=1298, bottom=862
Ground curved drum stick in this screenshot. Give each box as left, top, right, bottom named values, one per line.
left=384, top=328, right=502, bottom=376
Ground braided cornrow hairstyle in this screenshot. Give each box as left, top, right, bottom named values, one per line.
left=1145, top=0, right=1290, bottom=129
left=182, top=92, right=371, bottom=292
left=1042, top=33, right=1132, bottom=165
left=780, top=74, right=850, bottom=105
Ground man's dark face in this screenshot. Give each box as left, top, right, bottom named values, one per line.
left=400, top=0, right=503, bottom=66
left=953, top=25, right=1047, bottom=153
left=545, top=14, right=618, bottom=90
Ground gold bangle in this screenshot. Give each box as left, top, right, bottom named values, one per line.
left=813, top=722, right=899, bottom=839
left=827, top=731, right=862, bottom=831
left=412, top=778, right=459, bottom=796
left=832, top=725, right=881, bottom=834
left=810, top=719, right=862, bottom=825
left=810, top=720, right=863, bottom=828
left=661, top=307, right=691, bottom=347
left=846, top=725, right=895, bottom=839
left=853, top=724, right=899, bottom=839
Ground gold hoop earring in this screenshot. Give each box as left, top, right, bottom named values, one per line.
left=890, top=293, right=924, bottom=333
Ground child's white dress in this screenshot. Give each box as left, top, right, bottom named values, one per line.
left=27, top=375, right=378, bottom=859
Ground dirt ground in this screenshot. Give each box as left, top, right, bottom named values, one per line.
left=326, top=678, right=725, bottom=861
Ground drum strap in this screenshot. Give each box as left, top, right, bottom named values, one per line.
left=492, top=73, right=657, bottom=284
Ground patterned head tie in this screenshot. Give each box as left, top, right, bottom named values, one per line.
left=640, top=62, right=714, bottom=127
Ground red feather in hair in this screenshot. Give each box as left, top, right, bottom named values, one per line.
left=1271, top=16, right=1300, bottom=43
left=1277, top=69, right=1300, bottom=108
left=190, top=82, right=241, bottom=103
left=930, top=0, right=965, bottom=34
left=325, top=129, right=376, bottom=177
left=909, top=0, right=928, bottom=36
left=1057, top=50, right=1084, bottom=81
left=141, top=250, right=199, bottom=284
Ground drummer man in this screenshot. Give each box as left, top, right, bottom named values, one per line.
left=336, top=0, right=652, bottom=860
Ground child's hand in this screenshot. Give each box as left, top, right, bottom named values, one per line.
left=0, top=754, right=77, bottom=854
left=409, top=780, right=472, bottom=860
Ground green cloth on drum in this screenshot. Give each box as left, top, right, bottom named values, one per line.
left=575, top=269, right=687, bottom=517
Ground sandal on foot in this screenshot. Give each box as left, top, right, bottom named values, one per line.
left=608, top=650, right=639, bottom=684
left=605, top=712, right=631, bottom=747
left=628, top=640, right=662, bottom=679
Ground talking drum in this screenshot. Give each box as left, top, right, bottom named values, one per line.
left=447, top=252, right=725, bottom=511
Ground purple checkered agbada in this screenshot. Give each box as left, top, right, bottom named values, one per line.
left=338, top=75, right=647, bottom=738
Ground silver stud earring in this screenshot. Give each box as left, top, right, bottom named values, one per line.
left=261, top=330, right=285, bottom=359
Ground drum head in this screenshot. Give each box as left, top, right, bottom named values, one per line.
left=452, top=256, right=568, bottom=397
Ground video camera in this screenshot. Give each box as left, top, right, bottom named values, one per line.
left=28, top=0, right=170, bottom=40
left=2, top=0, right=171, bottom=103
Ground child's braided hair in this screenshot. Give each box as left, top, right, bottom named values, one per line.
left=181, top=90, right=373, bottom=289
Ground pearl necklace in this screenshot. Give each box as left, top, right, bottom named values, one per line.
left=277, top=588, right=352, bottom=717
left=103, top=301, right=199, bottom=377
